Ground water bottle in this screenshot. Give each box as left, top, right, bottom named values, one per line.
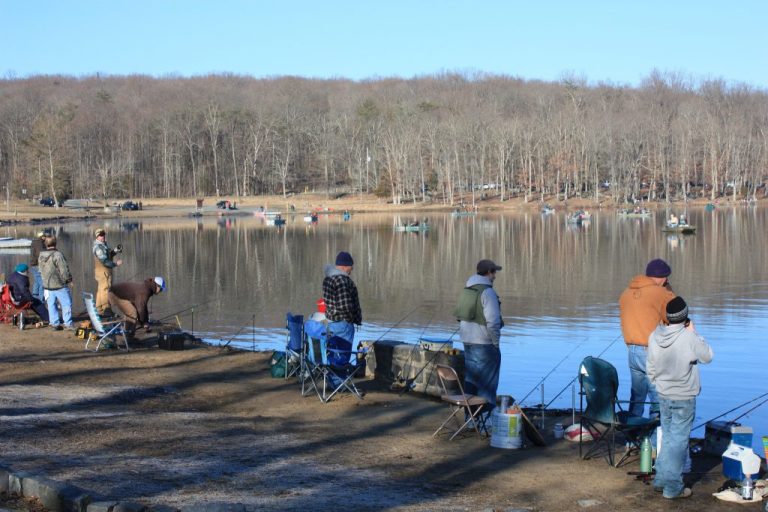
left=741, top=475, right=753, bottom=501
left=640, top=436, right=653, bottom=473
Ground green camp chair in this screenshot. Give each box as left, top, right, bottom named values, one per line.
left=578, top=356, right=659, bottom=467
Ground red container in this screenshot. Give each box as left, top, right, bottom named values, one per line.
left=316, top=298, right=326, bottom=313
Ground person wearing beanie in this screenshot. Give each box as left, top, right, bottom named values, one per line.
left=93, top=228, right=123, bottom=315
left=108, top=277, right=166, bottom=336
left=647, top=296, right=713, bottom=499
left=618, top=258, right=675, bottom=417
left=6, top=262, right=49, bottom=324
left=455, top=259, right=504, bottom=417
left=28, top=230, right=47, bottom=301
left=38, top=235, right=74, bottom=330
left=322, top=251, right=362, bottom=344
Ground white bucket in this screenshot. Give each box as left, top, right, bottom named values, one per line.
left=490, top=409, right=523, bottom=449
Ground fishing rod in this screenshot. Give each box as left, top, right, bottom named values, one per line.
left=542, top=332, right=623, bottom=410
left=517, top=336, right=587, bottom=406
left=217, top=325, right=249, bottom=351
left=155, top=299, right=216, bottom=323
left=692, top=390, right=768, bottom=431
left=397, top=326, right=461, bottom=395
left=364, top=304, right=426, bottom=347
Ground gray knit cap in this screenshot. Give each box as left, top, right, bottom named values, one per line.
left=666, top=296, right=689, bottom=324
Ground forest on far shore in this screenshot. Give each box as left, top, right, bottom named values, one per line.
left=1, top=70, right=766, bottom=206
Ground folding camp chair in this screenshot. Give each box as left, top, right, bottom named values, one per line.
left=0, top=283, right=32, bottom=325
left=303, top=319, right=364, bottom=403
left=82, top=292, right=130, bottom=351
left=432, top=364, right=489, bottom=440
left=285, top=312, right=304, bottom=380
left=578, top=356, right=659, bottom=467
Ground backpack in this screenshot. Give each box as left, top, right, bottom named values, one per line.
left=454, top=284, right=490, bottom=325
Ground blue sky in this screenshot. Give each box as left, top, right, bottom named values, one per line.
left=3, top=1, right=767, bottom=88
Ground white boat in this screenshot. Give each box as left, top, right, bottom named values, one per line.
left=303, top=214, right=319, bottom=223
left=0, top=237, right=32, bottom=249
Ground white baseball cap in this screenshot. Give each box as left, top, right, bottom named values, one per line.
left=154, top=276, right=167, bottom=292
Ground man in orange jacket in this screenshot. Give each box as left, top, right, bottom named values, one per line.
left=619, top=258, right=675, bottom=417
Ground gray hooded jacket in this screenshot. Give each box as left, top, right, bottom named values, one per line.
left=459, top=274, right=502, bottom=346
left=647, top=323, right=713, bottom=400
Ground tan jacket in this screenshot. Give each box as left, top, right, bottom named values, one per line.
left=619, top=275, right=675, bottom=347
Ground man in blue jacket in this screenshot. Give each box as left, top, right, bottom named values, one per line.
left=7, top=263, right=49, bottom=323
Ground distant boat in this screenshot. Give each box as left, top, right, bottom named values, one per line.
left=0, top=237, right=32, bottom=249
left=617, top=208, right=652, bottom=218
left=394, top=224, right=429, bottom=232
left=255, top=210, right=281, bottom=218
left=541, top=205, right=555, bottom=215
left=342, top=212, right=352, bottom=221
left=303, top=214, right=319, bottom=223
left=662, top=224, right=696, bottom=234
left=451, top=210, right=477, bottom=217
left=567, top=211, right=592, bottom=223
left=705, top=203, right=716, bottom=212
left=266, top=216, right=286, bottom=226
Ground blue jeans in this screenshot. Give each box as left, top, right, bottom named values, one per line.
left=30, top=266, right=44, bottom=301
left=46, top=287, right=73, bottom=327
left=327, top=320, right=355, bottom=345
left=463, top=343, right=501, bottom=412
left=655, top=397, right=695, bottom=497
left=627, top=344, right=659, bottom=417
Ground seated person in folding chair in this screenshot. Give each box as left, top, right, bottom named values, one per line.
left=108, top=276, right=166, bottom=336
left=6, top=263, right=49, bottom=325
left=322, top=251, right=362, bottom=344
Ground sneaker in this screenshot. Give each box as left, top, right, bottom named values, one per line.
left=52, top=324, right=63, bottom=331
left=664, top=488, right=692, bottom=499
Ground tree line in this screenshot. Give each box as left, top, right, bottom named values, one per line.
left=0, top=71, right=766, bottom=206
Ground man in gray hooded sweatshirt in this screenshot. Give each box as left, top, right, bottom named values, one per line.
left=647, top=296, right=713, bottom=499
left=456, top=259, right=503, bottom=413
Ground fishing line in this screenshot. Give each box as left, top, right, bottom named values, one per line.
left=542, top=332, right=623, bottom=410
left=517, top=336, right=587, bottom=405
left=155, top=299, right=216, bottom=323
left=396, top=307, right=437, bottom=384
left=216, top=325, right=249, bottom=351
left=398, top=326, right=461, bottom=395
left=692, top=390, right=768, bottom=431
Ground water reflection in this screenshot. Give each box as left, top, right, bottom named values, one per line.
left=1, top=206, right=767, bottom=452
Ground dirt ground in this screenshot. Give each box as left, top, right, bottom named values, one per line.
left=0, top=323, right=755, bottom=512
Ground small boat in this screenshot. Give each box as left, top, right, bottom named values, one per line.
left=567, top=211, right=592, bottom=223
left=705, top=203, right=716, bottom=212
left=254, top=210, right=281, bottom=218
left=303, top=214, right=319, bottom=223
left=617, top=208, right=652, bottom=218
left=0, top=237, right=32, bottom=249
left=188, top=211, right=203, bottom=218
left=662, top=224, right=696, bottom=234
left=342, top=212, right=352, bottom=221
left=451, top=210, right=477, bottom=217
left=541, top=205, right=555, bottom=215
left=266, top=216, right=286, bottom=226
left=394, top=224, right=430, bottom=232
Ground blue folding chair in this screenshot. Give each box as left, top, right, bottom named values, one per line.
left=303, top=319, right=364, bottom=403
left=285, top=313, right=304, bottom=380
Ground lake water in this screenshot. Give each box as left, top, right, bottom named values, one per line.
left=2, top=206, right=766, bottom=453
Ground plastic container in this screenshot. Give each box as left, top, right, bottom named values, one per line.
left=490, top=407, right=523, bottom=449
left=553, top=423, right=564, bottom=439
left=316, top=298, right=326, bottom=313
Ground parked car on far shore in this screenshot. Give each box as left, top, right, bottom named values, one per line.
left=121, top=201, right=140, bottom=211
left=39, top=197, right=58, bottom=207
